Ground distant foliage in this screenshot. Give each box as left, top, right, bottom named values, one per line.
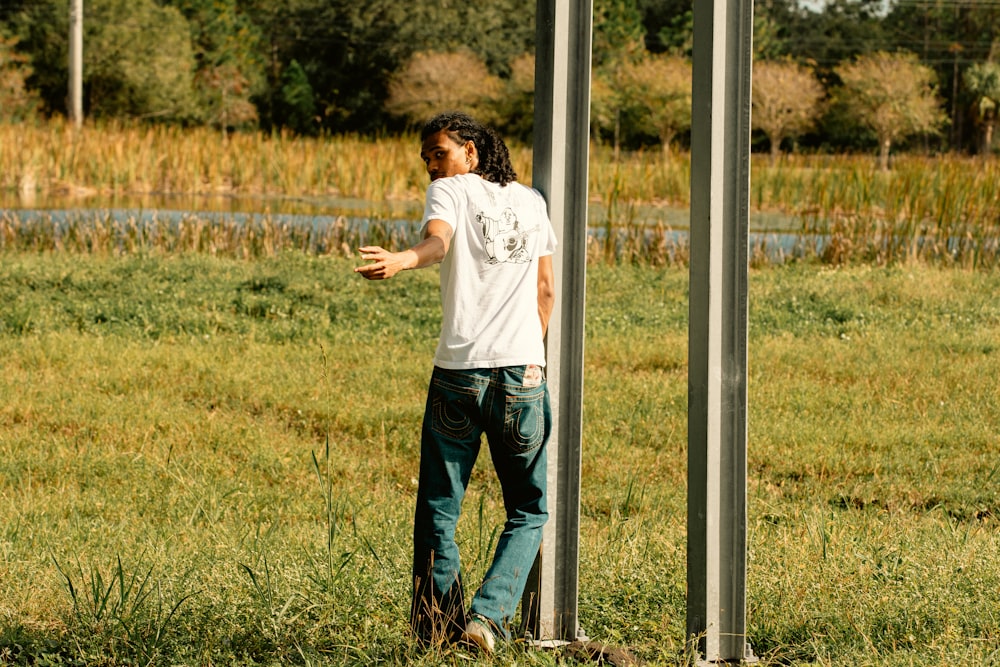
left=963, top=62, right=1000, bottom=156
left=592, top=0, right=646, bottom=68
left=660, top=10, right=693, bottom=59
left=195, top=63, right=258, bottom=131
left=500, top=53, right=537, bottom=140
left=237, top=0, right=535, bottom=134
left=752, top=59, right=824, bottom=163
left=385, top=50, right=504, bottom=128
left=590, top=67, right=622, bottom=154
left=277, top=60, right=317, bottom=136
left=834, top=51, right=945, bottom=170
left=169, top=0, right=265, bottom=131
left=84, top=0, right=199, bottom=121
left=2, top=0, right=1000, bottom=153
left=618, top=54, right=692, bottom=154
left=0, top=32, right=38, bottom=121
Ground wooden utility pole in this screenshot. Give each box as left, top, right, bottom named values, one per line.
left=69, top=0, right=83, bottom=127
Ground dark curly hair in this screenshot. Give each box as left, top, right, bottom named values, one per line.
left=420, top=111, right=518, bottom=187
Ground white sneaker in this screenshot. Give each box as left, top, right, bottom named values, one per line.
left=461, top=616, right=496, bottom=654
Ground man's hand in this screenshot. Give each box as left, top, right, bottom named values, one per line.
left=353, top=220, right=452, bottom=281
left=354, top=246, right=413, bottom=280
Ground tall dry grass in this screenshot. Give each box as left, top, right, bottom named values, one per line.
left=1, top=119, right=439, bottom=202
left=766, top=154, right=1000, bottom=267
left=3, top=120, right=1000, bottom=268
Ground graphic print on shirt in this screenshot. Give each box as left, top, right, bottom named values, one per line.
left=477, top=207, right=533, bottom=265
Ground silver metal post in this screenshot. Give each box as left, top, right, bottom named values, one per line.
left=687, top=0, right=756, bottom=663
left=522, top=0, right=592, bottom=645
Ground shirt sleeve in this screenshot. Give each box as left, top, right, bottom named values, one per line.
left=421, top=179, right=460, bottom=234
left=536, top=190, right=558, bottom=258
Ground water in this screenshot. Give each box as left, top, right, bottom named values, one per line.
left=0, top=190, right=423, bottom=219
left=1, top=192, right=816, bottom=261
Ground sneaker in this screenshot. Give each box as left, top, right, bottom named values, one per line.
left=461, top=616, right=496, bottom=654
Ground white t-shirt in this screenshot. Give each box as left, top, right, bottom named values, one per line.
left=421, top=173, right=557, bottom=369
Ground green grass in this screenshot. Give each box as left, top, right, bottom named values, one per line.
left=1, top=253, right=999, bottom=665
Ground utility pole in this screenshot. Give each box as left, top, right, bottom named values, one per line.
left=69, top=0, right=83, bottom=127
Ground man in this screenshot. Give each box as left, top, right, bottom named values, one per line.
left=355, top=111, right=556, bottom=653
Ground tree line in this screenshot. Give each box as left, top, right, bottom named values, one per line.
left=1, top=0, right=998, bottom=158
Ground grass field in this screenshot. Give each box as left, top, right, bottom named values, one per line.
left=1, top=250, right=998, bottom=665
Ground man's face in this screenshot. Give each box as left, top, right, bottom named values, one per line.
left=420, top=130, right=477, bottom=181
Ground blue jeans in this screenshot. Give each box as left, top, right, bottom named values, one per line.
left=411, top=365, right=550, bottom=644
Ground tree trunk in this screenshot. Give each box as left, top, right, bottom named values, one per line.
left=661, top=130, right=676, bottom=158
left=768, top=133, right=782, bottom=167
left=879, top=138, right=891, bottom=171
left=982, top=118, right=995, bottom=157
left=613, top=108, right=621, bottom=163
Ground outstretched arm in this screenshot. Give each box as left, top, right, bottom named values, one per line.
left=354, top=219, right=453, bottom=280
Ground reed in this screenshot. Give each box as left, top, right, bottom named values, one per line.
left=793, top=156, right=1000, bottom=268
left=3, top=120, right=1000, bottom=268
left=0, top=120, right=533, bottom=205
left=0, top=210, right=418, bottom=260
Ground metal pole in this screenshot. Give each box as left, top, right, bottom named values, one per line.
left=69, top=0, right=84, bottom=127
left=687, top=0, right=756, bottom=663
left=522, top=0, right=591, bottom=645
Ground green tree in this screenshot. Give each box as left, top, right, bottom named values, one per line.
left=636, top=0, right=690, bottom=55
left=84, top=0, right=198, bottom=120
left=783, top=0, right=888, bottom=68
left=499, top=52, right=537, bottom=140
left=752, top=58, right=824, bottom=163
left=963, top=61, right=1000, bottom=155
left=11, top=0, right=198, bottom=120
left=754, top=0, right=793, bottom=60
left=592, top=0, right=646, bottom=67
left=591, top=0, right=646, bottom=155
left=639, top=0, right=798, bottom=61
left=0, top=32, right=39, bottom=121
left=657, top=9, right=693, bottom=58
left=277, top=59, right=317, bottom=136
left=835, top=51, right=945, bottom=170
left=165, top=0, right=264, bottom=130
left=619, top=54, right=692, bottom=155
left=883, top=1, right=1000, bottom=151
left=7, top=0, right=73, bottom=115
left=591, top=65, right=625, bottom=157
left=385, top=50, right=504, bottom=128
left=241, top=0, right=534, bottom=133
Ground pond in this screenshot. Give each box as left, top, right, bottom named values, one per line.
left=1, top=190, right=816, bottom=262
